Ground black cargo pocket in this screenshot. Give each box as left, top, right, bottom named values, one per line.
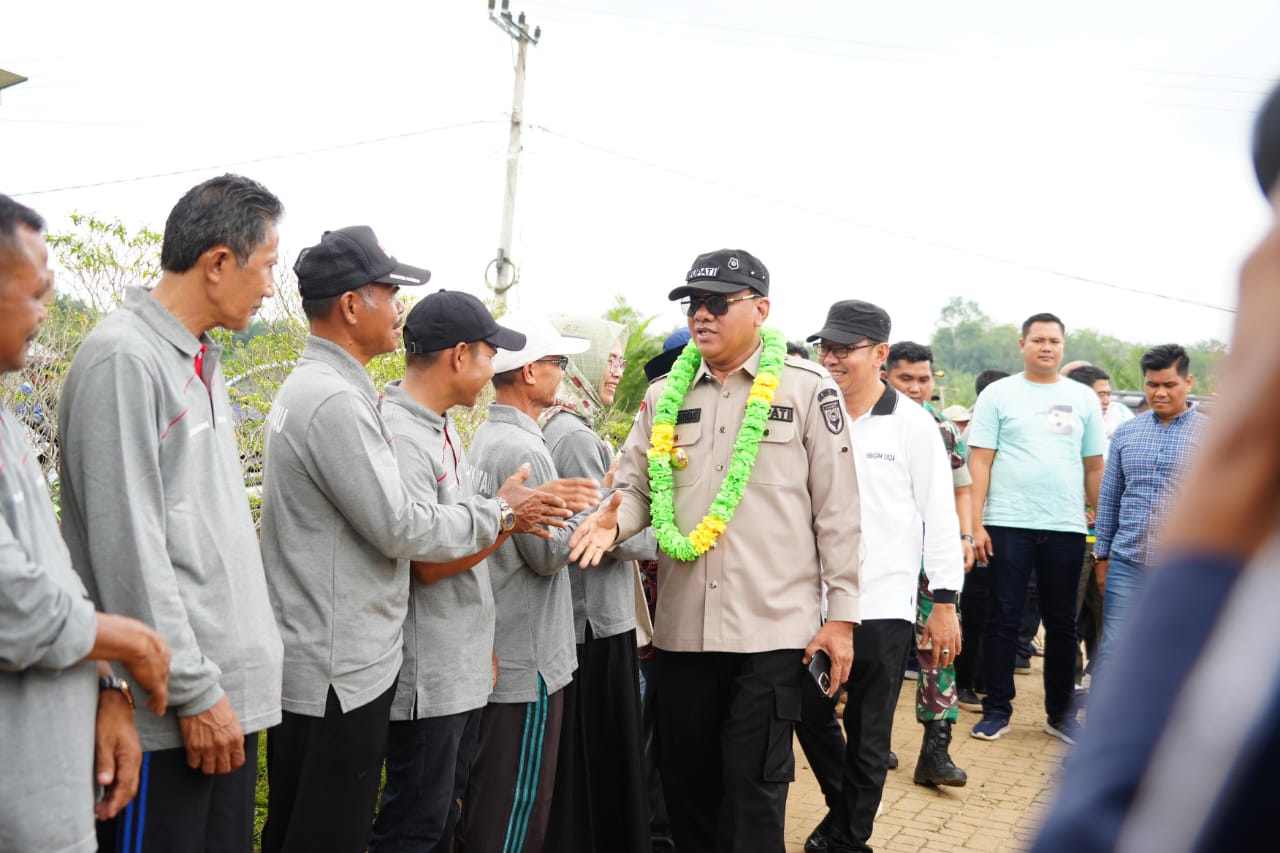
left=763, top=684, right=802, bottom=783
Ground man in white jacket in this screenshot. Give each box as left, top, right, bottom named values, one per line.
left=805, top=300, right=964, bottom=853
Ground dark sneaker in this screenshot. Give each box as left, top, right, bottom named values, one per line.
left=888, top=750, right=898, bottom=770
left=957, top=687, right=982, bottom=712
left=971, top=715, right=1011, bottom=740
left=1014, top=656, right=1032, bottom=672
left=1044, top=715, right=1082, bottom=746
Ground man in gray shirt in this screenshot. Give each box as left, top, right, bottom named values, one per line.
left=58, top=175, right=285, bottom=853
left=260, top=231, right=582, bottom=853
left=369, top=289, right=529, bottom=852
left=462, top=312, right=591, bottom=853
left=1, top=194, right=171, bottom=853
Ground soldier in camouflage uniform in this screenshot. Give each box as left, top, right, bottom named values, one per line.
left=884, top=342, right=973, bottom=788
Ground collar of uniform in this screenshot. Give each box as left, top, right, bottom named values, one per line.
left=122, top=285, right=221, bottom=365
left=486, top=402, right=544, bottom=438
left=381, top=380, right=446, bottom=432
left=300, top=335, right=377, bottom=406
left=692, top=337, right=764, bottom=384
left=870, top=380, right=899, bottom=416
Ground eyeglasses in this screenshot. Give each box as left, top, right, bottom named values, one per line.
left=679, top=292, right=760, bottom=318
left=535, top=356, right=569, bottom=369
left=814, top=341, right=876, bottom=359
left=607, top=356, right=628, bottom=374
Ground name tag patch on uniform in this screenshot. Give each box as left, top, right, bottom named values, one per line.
left=676, top=408, right=701, bottom=424
left=821, top=400, right=845, bottom=434
left=768, top=406, right=794, bottom=422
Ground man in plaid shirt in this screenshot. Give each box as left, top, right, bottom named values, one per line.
left=1093, top=344, right=1209, bottom=669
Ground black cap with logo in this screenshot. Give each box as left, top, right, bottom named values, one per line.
left=808, top=300, right=892, bottom=345
left=294, top=225, right=432, bottom=300
left=668, top=249, right=770, bottom=300
left=403, top=289, right=525, bottom=354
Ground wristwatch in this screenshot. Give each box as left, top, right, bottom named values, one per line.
left=961, top=534, right=975, bottom=545
left=496, top=497, right=517, bottom=533
left=99, top=675, right=135, bottom=710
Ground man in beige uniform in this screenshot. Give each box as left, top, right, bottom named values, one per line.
left=570, top=249, right=861, bottom=853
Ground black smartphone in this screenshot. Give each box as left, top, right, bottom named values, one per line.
left=807, top=649, right=832, bottom=693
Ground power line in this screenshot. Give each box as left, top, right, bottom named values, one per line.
left=528, top=123, right=1237, bottom=315
left=9, top=120, right=504, bottom=197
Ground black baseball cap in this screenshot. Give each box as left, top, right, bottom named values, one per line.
left=294, top=225, right=431, bottom=299
left=668, top=249, right=770, bottom=300
left=808, top=300, right=892, bottom=345
left=403, top=289, right=525, bottom=354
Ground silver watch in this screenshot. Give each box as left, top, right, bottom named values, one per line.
left=496, top=497, right=517, bottom=533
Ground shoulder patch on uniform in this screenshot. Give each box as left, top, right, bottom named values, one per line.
left=821, top=399, right=845, bottom=434
left=817, top=387, right=839, bottom=401
left=784, top=356, right=828, bottom=378
left=676, top=408, right=701, bottom=424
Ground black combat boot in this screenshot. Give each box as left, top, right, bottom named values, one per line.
left=913, top=720, right=967, bottom=787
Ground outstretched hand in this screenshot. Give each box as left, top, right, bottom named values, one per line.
left=568, top=492, right=623, bottom=567
left=497, top=464, right=574, bottom=540
left=538, top=477, right=603, bottom=513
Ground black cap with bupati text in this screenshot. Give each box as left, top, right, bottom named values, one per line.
left=294, top=225, right=431, bottom=299
left=668, top=249, right=769, bottom=300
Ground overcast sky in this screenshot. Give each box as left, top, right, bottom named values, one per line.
left=4, top=0, right=1277, bottom=351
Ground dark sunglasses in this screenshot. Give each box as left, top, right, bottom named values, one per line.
left=679, top=292, right=760, bottom=318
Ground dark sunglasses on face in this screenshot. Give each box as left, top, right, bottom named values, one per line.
left=679, top=292, right=760, bottom=318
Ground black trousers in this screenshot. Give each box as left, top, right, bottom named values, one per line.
left=955, top=562, right=991, bottom=692
left=369, top=707, right=483, bottom=853
left=639, top=655, right=675, bottom=852
left=545, top=627, right=649, bottom=853
left=97, top=732, right=259, bottom=853
left=840, top=619, right=913, bottom=852
left=981, top=527, right=1084, bottom=721
left=460, top=680, right=565, bottom=853
left=656, top=649, right=804, bottom=853
left=795, top=674, right=846, bottom=817
left=262, top=682, right=397, bottom=853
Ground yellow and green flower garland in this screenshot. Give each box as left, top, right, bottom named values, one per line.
left=648, top=327, right=786, bottom=561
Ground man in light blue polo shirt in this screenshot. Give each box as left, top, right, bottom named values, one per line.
left=968, top=312, right=1105, bottom=745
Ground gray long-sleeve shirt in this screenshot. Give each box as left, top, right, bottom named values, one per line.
left=1, top=405, right=98, bottom=853
left=469, top=405, right=579, bottom=702
left=59, top=287, right=283, bottom=750
left=260, top=338, right=503, bottom=716
left=381, top=382, right=496, bottom=720
left=543, top=410, right=655, bottom=643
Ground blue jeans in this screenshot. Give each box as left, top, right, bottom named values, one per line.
left=1099, top=555, right=1145, bottom=673
left=980, top=527, right=1084, bottom=721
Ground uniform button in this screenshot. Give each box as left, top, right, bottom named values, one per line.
left=709, top=580, right=719, bottom=589
left=719, top=426, right=726, bottom=433
left=723, top=391, right=731, bottom=399
left=716, top=464, right=724, bottom=471
left=841, top=446, right=849, bottom=453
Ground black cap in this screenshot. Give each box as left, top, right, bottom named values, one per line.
left=643, top=328, right=693, bottom=382
left=1254, top=81, right=1280, bottom=197
left=294, top=225, right=431, bottom=299
left=403, top=289, right=525, bottom=354
left=668, top=249, right=769, bottom=300
left=807, top=300, right=892, bottom=345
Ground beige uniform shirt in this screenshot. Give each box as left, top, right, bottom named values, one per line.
left=615, top=342, right=862, bottom=652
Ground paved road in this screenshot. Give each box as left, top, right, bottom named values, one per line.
left=785, top=656, right=1070, bottom=852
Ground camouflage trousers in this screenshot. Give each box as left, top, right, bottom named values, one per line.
left=915, top=570, right=958, bottom=723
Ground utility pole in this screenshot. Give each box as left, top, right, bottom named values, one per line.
left=487, top=0, right=540, bottom=304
